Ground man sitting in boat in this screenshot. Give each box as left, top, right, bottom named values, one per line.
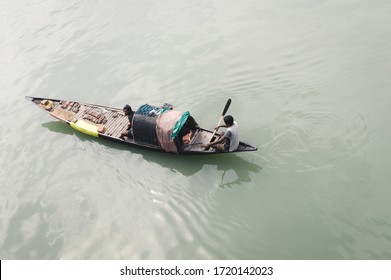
left=120, top=104, right=134, bottom=139
left=203, top=115, right=239, bottom=152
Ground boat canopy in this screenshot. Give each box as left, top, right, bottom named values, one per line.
left=132, top=104, right=191, bottom=153
left=155, top=110, right=190, bottom=153
left=132, top=114, right=160, bottom=147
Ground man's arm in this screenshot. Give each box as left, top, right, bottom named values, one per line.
left=216, top=125, right=227, bottom=130
left=203, top=135, right=226, bottom=149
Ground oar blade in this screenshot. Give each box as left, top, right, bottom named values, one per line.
left=222, top=98, right=232, bottom=116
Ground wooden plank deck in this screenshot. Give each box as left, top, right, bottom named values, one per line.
left=183, top=129, right=215, bottom=152
left=49, top=102, right=129, bottom=138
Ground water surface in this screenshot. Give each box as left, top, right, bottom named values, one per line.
left=1, top=0, right=391, bottom=259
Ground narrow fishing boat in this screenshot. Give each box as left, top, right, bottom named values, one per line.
left=26, top=96, right=257, bottom=154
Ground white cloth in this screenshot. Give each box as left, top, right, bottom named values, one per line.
left=224, top=121, right=239, bottom=152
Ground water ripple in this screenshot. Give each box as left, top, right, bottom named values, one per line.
left=262, top=105, right=369, bottom=172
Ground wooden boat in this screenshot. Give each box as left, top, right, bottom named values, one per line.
left=26, top=96, right=258, bottom=154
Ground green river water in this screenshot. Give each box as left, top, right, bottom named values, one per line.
left=1, top=0, right=391, bottom=259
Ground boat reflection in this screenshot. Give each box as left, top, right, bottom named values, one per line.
left=42, top=121, right=262, bottom=186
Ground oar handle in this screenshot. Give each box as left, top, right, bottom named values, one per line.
left=207, top=99, right=231, bottom=144
left=210, top=115, right=224, bottom=137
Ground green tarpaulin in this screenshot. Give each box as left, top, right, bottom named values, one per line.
left=171, top=111, right=189, bottom=139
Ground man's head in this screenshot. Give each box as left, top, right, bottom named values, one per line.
left=224, top=115, right=234, bottom=126
left=123, top=104, right=132, bottom=115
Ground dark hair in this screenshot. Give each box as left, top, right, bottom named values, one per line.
left=224, top=115, right=234, bottom=126
left=123, top=104, right=132, bottom=111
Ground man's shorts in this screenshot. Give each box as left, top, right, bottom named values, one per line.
left=214, top=143, right=228, bottom=152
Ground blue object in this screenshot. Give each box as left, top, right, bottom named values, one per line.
left=136, top=104, right=166, bottom=117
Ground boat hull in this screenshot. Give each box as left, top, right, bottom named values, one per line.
left=26, top=96, right=258, bottom=155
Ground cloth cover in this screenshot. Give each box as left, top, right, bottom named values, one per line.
left=156, top=110, right=183, bottom=153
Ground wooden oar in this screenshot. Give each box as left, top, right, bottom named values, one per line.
left=207, top=98, right=232, bottom=144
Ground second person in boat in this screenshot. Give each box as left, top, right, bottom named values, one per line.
left=203, top=115, right=239, bottom=152
left=120, top=104, right=135, bottom=140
